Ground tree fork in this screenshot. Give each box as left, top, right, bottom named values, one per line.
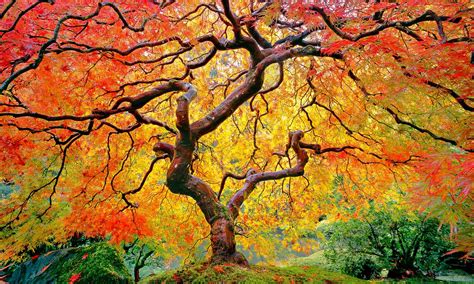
left=162, top=81, right=248, bottom=265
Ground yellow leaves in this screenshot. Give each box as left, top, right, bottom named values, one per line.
left=0, top=209, right=69, bottom=262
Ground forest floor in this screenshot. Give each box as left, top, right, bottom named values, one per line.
left=142, top=264, right=474, bottom=283
left=141, top=263, right=365, bottom=283
left=142, top=250, right=474, bottom=284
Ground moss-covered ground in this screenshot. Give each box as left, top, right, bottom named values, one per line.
left=142, top=263, right=366, bottom=283
left=8, top=242, right=132, bottom=283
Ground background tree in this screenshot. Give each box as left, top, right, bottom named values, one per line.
left=318, top=205, right=454, bottom=279
left=123, top=238, right=162, bottom=282
left=0, top=0, right=472, bottom=264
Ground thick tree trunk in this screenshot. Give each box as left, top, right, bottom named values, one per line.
left=209, top=213, right=248, bottom=265
left=168, top=174, right=247, bottom=265
left=165, top=162, right=248, bottom=265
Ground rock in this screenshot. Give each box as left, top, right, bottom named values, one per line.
left=8, top=243, right=132, bottom=284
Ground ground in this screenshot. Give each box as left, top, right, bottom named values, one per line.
left=142, top=262, right=365, bottom=283
left=7, top=243, right=132, bottom=283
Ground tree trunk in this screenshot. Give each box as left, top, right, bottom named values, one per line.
left=209, top=214, right=248, bottom=265
left=134, top=267, right=140, bottom=283
left=160, top=137, right=248, bottom=265
left=156, top=82, right=250, bottom=266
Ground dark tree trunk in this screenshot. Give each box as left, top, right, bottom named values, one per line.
left=134, top=267, right=140, bottom=283
left=210, top=215, right=247, bottom=265
left=387, top=263, right=418, bottom=279
left=155, top=82, right=249, bottom=266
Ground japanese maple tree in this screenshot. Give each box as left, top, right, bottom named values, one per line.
left=0, top=0, right=472, bottom=264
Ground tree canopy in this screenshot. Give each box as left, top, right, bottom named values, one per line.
left=0, top=0, right=472, bottom=263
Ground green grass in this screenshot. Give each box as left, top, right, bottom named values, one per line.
left=285, top=250, right=328, bottom=267
left=141, top=263, right=366, bottom=283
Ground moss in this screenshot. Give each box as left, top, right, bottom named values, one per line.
left=10, top=243, right=132, bottom=283
left=286, top=250, right=328, bottom=267
left=142, top=263, right=366, bottom=283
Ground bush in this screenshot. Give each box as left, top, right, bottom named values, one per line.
left=318, top=207, right=454, bottom=279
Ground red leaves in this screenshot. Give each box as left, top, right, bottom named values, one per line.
left=61, top=64, right=71, bottom=73
left=40, top=264, right=51, bottom=273
left=69, top=273, right=81, bottom=284
left=172, top=273, right=182, bottom=282
left=184, top=233, right=194, bottom=245
left=326, top=151, right=348, bottom=163
left=409, top=152, right=473, bottom=227
left=323, top=39, right=353, bottom=54
left=82, top=253, right=88, bottom=260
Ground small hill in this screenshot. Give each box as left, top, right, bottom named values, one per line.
left=7, top=243, right=132, bottom=284
left=142, top=263, right=365, bottom=283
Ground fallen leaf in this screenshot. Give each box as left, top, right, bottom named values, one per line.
left=69, top=273, right=81, bottom=284
left=40, top=264, right=51, bottom=273
left=213, top=265, right=225, bottom=274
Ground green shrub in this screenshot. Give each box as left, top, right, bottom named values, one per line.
left=318, top=208, right=454, bottom=279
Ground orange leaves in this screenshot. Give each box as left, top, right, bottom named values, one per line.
left=381, top=144, right=413, bottom=164
left=212, top=265, right=225, bottom=274
left=184, top=233, right=194, bottom=245
left=261, top=1, right=281, bottom=25
left=64, top=204, right=153, bottom=244
left=326, top=151, right=348, bottom=163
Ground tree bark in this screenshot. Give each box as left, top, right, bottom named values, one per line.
left=210, top=214, right=248, bottom=265
left=134, top=268, right=140, bottom=283
left=155, top=81, right=248, bottom=265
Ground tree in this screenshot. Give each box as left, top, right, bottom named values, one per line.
left=123, top=238, right=162, bottom=282
left=0, top=0, right=472, bottom=264
left=319, top=206, right=454, bottom=279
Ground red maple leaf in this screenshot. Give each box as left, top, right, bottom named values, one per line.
left=172, top=273, right=182, bottom=282
left=40, top=264, right=51, bottom=273
left=69, top=273, right=81, bottom=284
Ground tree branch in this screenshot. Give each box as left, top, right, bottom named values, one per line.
left=218, top=169, right=256, bottom=200
left=310, top=6, right=462, bottom=42
left=227, top=131, right=309, bottom=219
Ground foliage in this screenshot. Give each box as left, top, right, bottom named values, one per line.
left=318, top=207, right=455, bottom=279
left=0, top=0, right=472, bottom=265
left=285, top=250, right=327, bottom=268
left=123, top=238, right=164, bottom=282
left=142, top=262, right=365, bottom=284
left=7, top=242, right=132, bottom=284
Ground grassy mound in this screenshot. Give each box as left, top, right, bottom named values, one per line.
left=286, top=250, right=327, bottom=267
left=142, top=263, right=365, bottom=283
left=8, top=242, right=132, bottom=283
